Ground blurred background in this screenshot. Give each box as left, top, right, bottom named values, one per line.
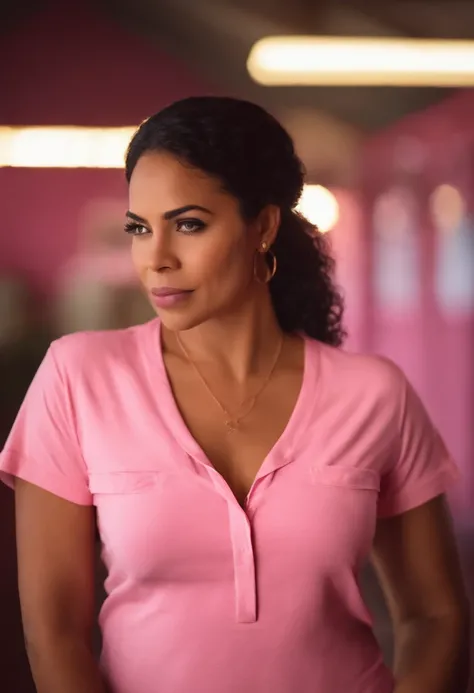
left=0, top=0, right=473, bottom=690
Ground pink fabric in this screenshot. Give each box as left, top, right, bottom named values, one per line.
left=0, top=319, right=459, bottom=693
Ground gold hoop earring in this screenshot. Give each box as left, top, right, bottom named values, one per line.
left=254, top=247, right=277, bottom=284
left=266, top=250, right=277, bottom=282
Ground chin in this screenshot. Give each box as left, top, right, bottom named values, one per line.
left=152, top=293, right=235, bottom=333
left=155, top=308, right=210, bottom=333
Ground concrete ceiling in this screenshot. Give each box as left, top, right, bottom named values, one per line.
left=5, top=0, right=473, bottom=184
left=98, top=0, right=473, bottom=127
left=97, top=0, right=473, bottom=184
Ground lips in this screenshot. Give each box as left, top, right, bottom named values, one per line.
left=149, top=286, right=193, bottom=309
left=151, top=287, right=190, bottom=297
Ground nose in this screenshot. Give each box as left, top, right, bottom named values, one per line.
left=140, top=228, right=179, bottom=273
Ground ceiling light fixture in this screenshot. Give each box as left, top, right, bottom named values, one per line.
left=247, top=36, right=474, bottom=87
left=0, top=126, right=136, bottom=168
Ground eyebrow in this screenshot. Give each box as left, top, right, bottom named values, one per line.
left=126, top=205, right=213, bottom=225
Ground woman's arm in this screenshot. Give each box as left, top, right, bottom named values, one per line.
left=15, top=479, right=107, bottom=693
left=371, top=495, right=470, bottom=693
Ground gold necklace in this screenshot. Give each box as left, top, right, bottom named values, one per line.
left=175, top=332, right=284, bottom=433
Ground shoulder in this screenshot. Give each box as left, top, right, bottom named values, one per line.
left=316, top=341, right=406, bottom=400
left=49, top=319, right=158, bottom=380
left=308, top=340, right=409, bottom=436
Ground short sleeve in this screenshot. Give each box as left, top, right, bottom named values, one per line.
left=377, top=371, right=460, bottom=518
left=0, top=341, right=92, bottom=505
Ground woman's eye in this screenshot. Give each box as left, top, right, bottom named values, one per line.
left=177, top=219, right=205, bottom=234
left=124, top=223, right=149, bottom=236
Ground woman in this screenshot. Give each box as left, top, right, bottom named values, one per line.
left=0, top=97, right=469, bottom=693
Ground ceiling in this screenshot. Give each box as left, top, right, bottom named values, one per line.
left=5, top=0, right=474, bottom=183
left=96, top=0, right=474, bottom=128
left=98, top=0, right=474, bottom=183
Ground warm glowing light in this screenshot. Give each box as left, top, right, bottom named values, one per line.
left=296, top=185, right=339, bottom=233
left=247, top=36, right=474, bottom=86
left=430, top=184, right=465, bottom=232
left=0, top=127, right=137, bottom=168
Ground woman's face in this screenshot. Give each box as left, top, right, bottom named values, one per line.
left=127, top=151, right=277, bottom=331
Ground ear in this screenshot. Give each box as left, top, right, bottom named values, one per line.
left=255, top=204, right=281, bottom=249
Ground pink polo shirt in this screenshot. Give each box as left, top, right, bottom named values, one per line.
left=0, top=319, right=459, bottom=693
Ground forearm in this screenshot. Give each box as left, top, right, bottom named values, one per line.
left=393, top=613, right=470, bottom=693
left=26, top=634, right=107, bottom=693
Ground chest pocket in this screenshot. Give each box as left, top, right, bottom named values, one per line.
left=309, top=465, right=381, bottom=565
left=311, top=465, right=380, bottom=491
left=89, top=471, right=164, bottom=576
left=89, top=471, right=160, bottom=496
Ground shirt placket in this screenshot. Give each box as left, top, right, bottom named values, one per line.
left=228, top=503, right=257, bottom=623
left=205, top=467, right=258, bottom=623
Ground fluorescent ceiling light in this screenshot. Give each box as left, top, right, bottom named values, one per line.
left=247, top=36, right=474, bottom=86
left=0, top=126, right=137, bottom=168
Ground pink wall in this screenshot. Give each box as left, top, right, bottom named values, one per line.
left=362, top=91, right=474, bottom=522
left=330, top=189, right=370, bottom=354
left=0, top=0, right=215, bottom=299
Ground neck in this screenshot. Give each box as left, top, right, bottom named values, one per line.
left=163, top=287, right=283, bottom=383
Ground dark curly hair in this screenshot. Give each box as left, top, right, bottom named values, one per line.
left=125, top=96, right=345, bottom=346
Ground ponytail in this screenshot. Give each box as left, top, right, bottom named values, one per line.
left=270, top=210, right=345, bottom=346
